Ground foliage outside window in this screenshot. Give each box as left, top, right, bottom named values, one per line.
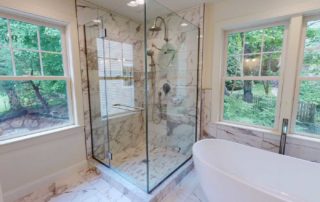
left=223, top=25, right=285, bottom=128
left=96, top=39, right=134, bottom=117
left=0, top=16, right=70, bottom=141
left=294, top=19, right=320, bottom=136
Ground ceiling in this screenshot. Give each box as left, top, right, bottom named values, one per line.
left=85, top=0, right=221, bottom=22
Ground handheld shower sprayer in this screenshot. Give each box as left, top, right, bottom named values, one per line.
left=147, top=49, right=156, bottom=67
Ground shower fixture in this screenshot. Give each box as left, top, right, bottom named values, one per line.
left=149, top=16, right=169, bottom=42
left=147, top=49, right=156, bottom=67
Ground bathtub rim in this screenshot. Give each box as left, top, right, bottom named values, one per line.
left=193, top=139, right=307, bottom=202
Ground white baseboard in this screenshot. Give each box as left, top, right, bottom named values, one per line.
left=3, top=160, right=88, bottom=202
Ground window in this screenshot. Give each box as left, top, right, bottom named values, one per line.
left=222, top=25, right=285, bottom=128
left=96, top=39, right=134, bottom=117
left=0, top=15, right=71, bottom=141
left=293, top=19, right=320, bottom=136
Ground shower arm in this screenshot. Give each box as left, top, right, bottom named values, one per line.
left=154, top=16, right=169, bottom=42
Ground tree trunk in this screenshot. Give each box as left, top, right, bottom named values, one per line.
left=28, top=81, right=50, bottom=113
left=243, top=80, right=253, bottom=103
left=263, top=81, right=270, bottom=95
left=2, top=82, right=22, bottom=111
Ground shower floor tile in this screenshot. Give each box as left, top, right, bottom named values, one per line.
left=111, top=142, right=189, bottom=189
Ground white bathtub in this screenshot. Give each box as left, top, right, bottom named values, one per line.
left=193, top=139, right=320, bottom=202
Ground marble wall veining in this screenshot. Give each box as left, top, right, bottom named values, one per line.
left=76, top=0, right=204, bottom=161
left=146, top=5, right=203, bottom=153
left=76, top=0, right=204, bottom=191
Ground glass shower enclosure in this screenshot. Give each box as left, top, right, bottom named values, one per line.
left=84, top=0, right=199, bottom=192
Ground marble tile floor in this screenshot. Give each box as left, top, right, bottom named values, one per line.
left=48, top=169, right=207, bottom=202
left=111, top=142, right=189, bottom=189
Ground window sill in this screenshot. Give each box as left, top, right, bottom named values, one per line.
left=215, top=121, right=280, bottom=136
left=286, top=133, right=320, bottom=148
left=214, top=122, right=320, bottom=148
left=0, top=125, right=83, bottom=154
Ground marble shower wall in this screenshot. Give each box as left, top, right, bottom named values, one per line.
left=202, top=89, right=320, bottom=163
left=76, top=0, right=145, bottom=159
left=146, top=5, right=203, bottom=153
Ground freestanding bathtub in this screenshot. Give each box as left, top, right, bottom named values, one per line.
left=193, top=139, right=320, bottom=202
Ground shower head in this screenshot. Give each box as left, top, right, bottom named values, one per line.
left=149, top=16, right=168, bottom=42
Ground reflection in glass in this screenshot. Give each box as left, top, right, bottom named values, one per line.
left=261, top=52, right=281, bottom=76
left=243, top=54, right=260, bottom=76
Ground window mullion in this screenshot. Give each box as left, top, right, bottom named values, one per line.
left=241, top=33, right=245, bottom=77
left=7, top=19, right=16, bottom=76
left=279, top=15, right=304, bottom=133
left=259, top=30, right=265, bottom=76
left=37, top=27, right=44, bottom=76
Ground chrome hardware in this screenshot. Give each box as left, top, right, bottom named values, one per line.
left=112, top=104, right=144, bottom=112
left=279, top=119, right=288, bottom=155
left=106, top=151, right=112, bottom=160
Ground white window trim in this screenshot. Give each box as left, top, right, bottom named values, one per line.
left=219, top=21, right=289, bottom=131
left=290, top=15, right=320, bottom=137
left=212, top=12, right=320, bottom=139
left=0, top=10, right=76, bottom=142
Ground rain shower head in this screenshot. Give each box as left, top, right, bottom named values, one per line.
left=149, top=16, right=168, bottom=42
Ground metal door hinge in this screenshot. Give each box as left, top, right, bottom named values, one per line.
left=100, top=28, right=107, bottom=38
left=106, top=151, right=112, bottom=160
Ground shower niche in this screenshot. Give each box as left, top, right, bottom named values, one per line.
left=83, top=0, right=199, bottom=192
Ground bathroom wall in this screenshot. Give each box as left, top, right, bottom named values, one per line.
left=0, top=0, right=87, bottom=201
left=202, top=0, right=320, bottom=163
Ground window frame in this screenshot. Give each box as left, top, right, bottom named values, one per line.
left=220, top=21, right=289, bottom=130
left=291, top=15, right=320, bottom=138
left=0, top=11, right=75, bottom=139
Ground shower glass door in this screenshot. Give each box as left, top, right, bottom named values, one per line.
left=97, top=6, right=148, bottom=190
left=85, top=19, right=110, bottom=167
left=145, top=0, right=199, bottom=192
